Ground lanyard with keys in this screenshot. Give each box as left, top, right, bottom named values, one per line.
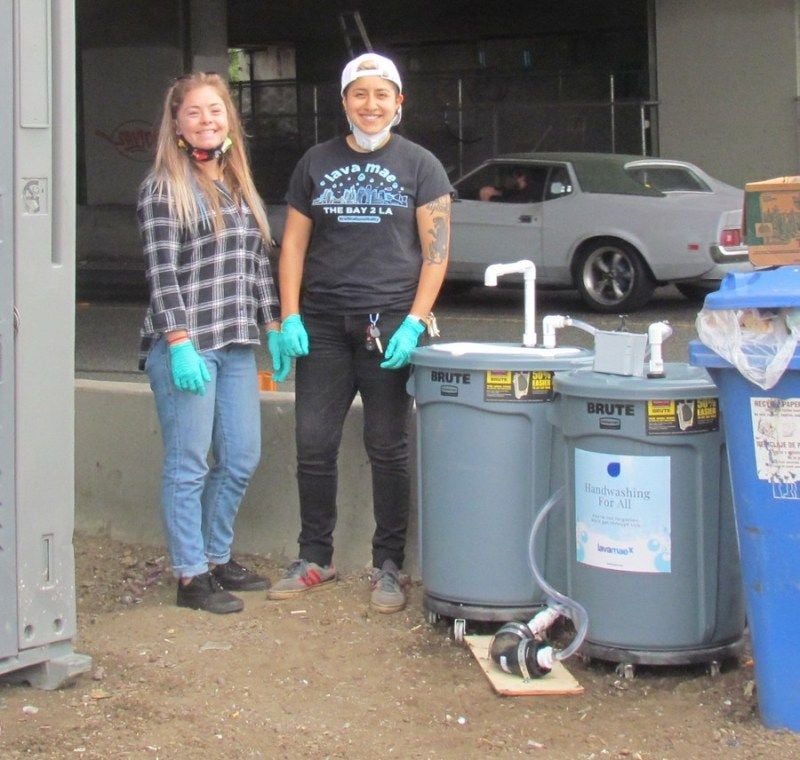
left=365, top=313, right=383, bottom=354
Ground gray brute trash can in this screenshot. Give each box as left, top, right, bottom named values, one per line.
left=551, top=363, right=745, bottom=669
left=410, top=342, right=592, bottom=624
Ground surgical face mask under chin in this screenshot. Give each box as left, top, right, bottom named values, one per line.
left=350, top=123, right=392, bottom=151
left=347, top=107, right=402, bottom=152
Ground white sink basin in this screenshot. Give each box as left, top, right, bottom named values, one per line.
left=425, top=342, right=584, bottom=357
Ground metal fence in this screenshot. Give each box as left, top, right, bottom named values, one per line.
left=232, top=70, right=656, bottom=203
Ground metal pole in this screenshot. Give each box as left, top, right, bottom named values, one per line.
left=609, top=73, right=616, bottom=153
left=313, top=85, right=319, bottom=145
left=640, top=100, right=658, bottom=156
left=640, top=103, right=646, bottom=155
left=457, top=77, right=464, bottom=178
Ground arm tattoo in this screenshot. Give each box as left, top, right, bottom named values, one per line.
left=425, top=196, right=451, bottom=214
left=423, top=195, right=451, bottom=265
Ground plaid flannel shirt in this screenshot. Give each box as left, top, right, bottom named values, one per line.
left=137, top=179, right=279, bottom=369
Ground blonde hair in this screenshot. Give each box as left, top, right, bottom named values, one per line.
left=147, top=72, right=270, bottom=242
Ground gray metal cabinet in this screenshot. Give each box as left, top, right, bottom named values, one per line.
left=0, top=0, right=90, bottom=690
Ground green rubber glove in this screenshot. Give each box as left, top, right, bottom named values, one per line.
left=267, top=329, right=291, bottom=383
left=380, top=316, right=425, bottom=370
left=169, top=340, right=211, bottom=395
left=281, top=313, right=309, bottom=357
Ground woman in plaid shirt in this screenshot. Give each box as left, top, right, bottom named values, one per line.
left=138, top=72, right=286, bottom=614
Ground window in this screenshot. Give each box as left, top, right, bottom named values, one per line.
left=453, top=165, right=499, bottom=201
left=545, top=166, right=573, bottom=200
left=454, top=164, right=548, bottom=203
left=228, top=46, right=297, bottom=82
left=625, top=165, right=710, bottom=192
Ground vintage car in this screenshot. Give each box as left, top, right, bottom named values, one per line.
left=447, top=152, right=751, bottom=312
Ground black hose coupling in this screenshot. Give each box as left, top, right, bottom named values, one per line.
left=489, top=621, right=552, bottom=680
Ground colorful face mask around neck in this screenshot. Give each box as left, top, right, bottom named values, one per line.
left=177, top=136, right=232, bottom=162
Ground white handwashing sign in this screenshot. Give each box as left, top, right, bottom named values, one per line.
left=574, top=448, right=671, bottom=573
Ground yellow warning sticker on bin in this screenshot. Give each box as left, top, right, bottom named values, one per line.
left=645, top=398, right=719, bottom=435
left=484, top=370, right=554, bottom=402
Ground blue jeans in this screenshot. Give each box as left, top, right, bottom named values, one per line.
left=145, top=338, right=261, bottom=578
left=295, top=312, right=414, bottom=569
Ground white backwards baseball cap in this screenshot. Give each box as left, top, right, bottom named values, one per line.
left=340, top=53, right=403, bottom=95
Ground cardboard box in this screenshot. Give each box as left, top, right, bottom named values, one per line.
left=744, top=176, right=800, bottom=266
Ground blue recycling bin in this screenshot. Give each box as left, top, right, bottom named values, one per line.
left=689, top=266, right=800, bottom=732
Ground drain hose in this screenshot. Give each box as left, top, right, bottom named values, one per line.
left=528, top=485, right=589, bottom=660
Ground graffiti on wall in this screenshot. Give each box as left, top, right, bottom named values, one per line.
left=95, top=120, right=156, bottom=162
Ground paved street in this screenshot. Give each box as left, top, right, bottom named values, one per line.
left=75, top=283, right=703, bottom=387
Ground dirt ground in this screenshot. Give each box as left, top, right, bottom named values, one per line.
left=1, top=532, right=799, bottom=759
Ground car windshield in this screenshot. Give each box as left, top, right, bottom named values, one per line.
left=625, top=165, right=710, bottom=192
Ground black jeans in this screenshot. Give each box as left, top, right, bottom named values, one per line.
left=294, top=311, right=413, bottom=569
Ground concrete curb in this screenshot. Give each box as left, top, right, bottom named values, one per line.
left=75, top=379, right=420, bottom=577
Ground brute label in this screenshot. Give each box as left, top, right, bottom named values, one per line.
left=587, top=401, right=635, bottom=416
left=431, top=371, right=471, bottom=384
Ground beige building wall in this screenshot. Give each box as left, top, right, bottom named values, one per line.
left=655, top=0, right=799, bottom=187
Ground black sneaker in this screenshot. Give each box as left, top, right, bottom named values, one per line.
left=211, top=559, right=270, bottom=591
left=176, top=572, right=244, bottom=614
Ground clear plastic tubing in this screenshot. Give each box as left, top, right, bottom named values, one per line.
left=528, top=486, right=590, bottom=660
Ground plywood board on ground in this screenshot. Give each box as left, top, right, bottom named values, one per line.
left=464, top=635, right=584, bottom=696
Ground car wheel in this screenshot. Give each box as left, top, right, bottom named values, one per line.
left=575, top=239, right=654, bottom=313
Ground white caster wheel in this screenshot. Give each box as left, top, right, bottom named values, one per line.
left=707, top=660, right=721, bottom=677
left=453, top=618, right=466, bottom=644
left=425, top=609, right=441, bottom=625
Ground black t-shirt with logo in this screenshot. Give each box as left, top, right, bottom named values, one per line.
left=286, top=134, right=452, bottom=314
